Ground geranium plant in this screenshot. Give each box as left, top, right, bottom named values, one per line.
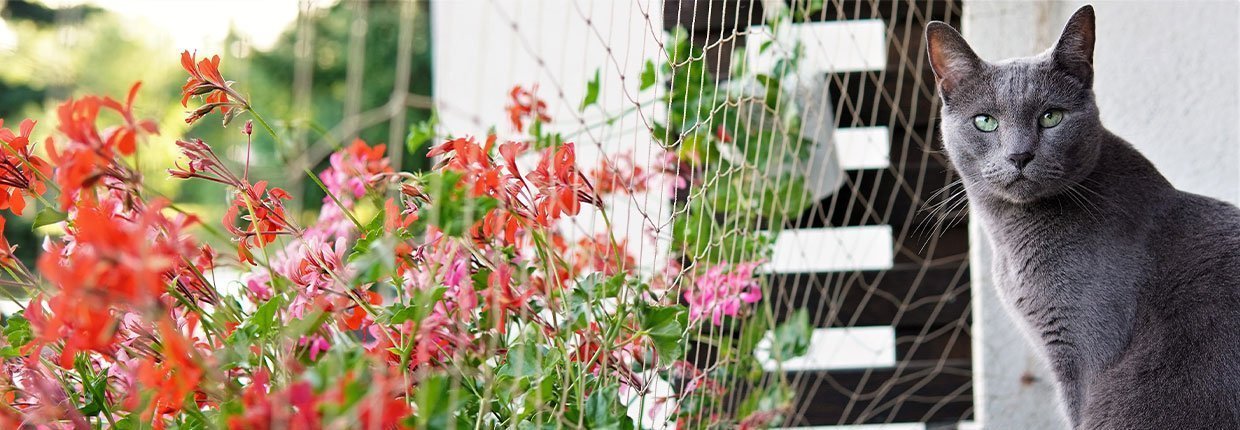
left=0, top=30, right=813, bottom=428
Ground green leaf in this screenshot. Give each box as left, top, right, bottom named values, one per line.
left=499, top=343, right=544, bottom=380
left=2, top=314, right=31, bottom=348
left=736, top=383, right=794, bottom=423
left=585, top=386, right=635, bottom=430
left=736, top=306, right=770, bottom=357
left=760, top=176, right=813, bottom=221
left=580, top=69, right=601, bottom=111
left=640, top=305, right=687, bottom=364
left=530, top=120, right=565, bottom=150
left=113, top=413, right=141, bottom=430
left=32, top=208, right=66, bottom=230
left=639, top=60, right=657, bottom=90
left=407, top=112, right=439, bottom=155
left=385, top=285, right=446, bottom=325
left=73, top=355, right=118, bottom=418
left=414, top=374, right=456, bottom=429
left=421, top=170, right=499, bottom=237
left=245, top=296, right=282, bottom=338
left=350, top=214, right=396, bottom=285
left=759, top=39, right=775, bottom=54
left=771, top=308, right=812, bottom=360
left=578, top=272, right=626, bottom=299
left=350, top=212, right=387, bottom=259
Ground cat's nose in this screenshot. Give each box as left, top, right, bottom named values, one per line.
left=1007, top=152, right=1035, bottom=169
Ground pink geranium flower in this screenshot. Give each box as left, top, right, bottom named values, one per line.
left=683, top=261, right=764, bottom=326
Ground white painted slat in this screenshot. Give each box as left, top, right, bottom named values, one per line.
left=746, top=20, right=888, bottom=75
left=765, top=226, right=894, bottom=273
left=757, top=326, right=897, bottom=371
left=835, top=126, right=890, bottom=170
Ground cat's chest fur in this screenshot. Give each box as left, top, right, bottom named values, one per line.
left=978, top=195, right=1151, bottom=424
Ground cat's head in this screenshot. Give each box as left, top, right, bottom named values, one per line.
left=926, top=6, right=1103, bottom=204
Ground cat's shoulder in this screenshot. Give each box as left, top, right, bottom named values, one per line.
left=1148, top=189, right=1240, bottom=298
left=1161, top=189, right=1240, bottom=237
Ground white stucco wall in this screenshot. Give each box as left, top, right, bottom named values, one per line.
left=430, top=0, right=673, bottom=271
left=966, top=1, right=1240, bottom=429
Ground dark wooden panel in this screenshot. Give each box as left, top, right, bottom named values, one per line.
left=767, top=264, right=969, bottom=328
left=896, top=324, right=971, bottom=362
left=790, top=166, right=963, bottom=229
left=782, top=365, right=973, bottom=426
left=797, top=0, right=962, bottom=24
left=827, top=70, right=939, bottom=131
left=664, top=0, right=962, bottom=29
left=664, top=2, right=972, bottom=427
left=683, top=31, right=745, bottom=81
left=662, top=0, right=765, bottom=33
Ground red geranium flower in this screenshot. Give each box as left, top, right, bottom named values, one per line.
left=590, top=152, right=648, bottom=196
left=55, top=96, right=106, bottom=147
left=225, top=181, right=297, bottom=265
left=526, top=143, right=600, bottom=225
left=101, top=81, right=160, bottom=155
left=505, top=85, right=551, bottom=132
left=46, top=86, right=159, bottom=210
left=180, top=50, right=246, bottom=124
left=573, top=234, right=636, bottom=276
left=130, top=321, right=204, bottom=429
left=228, top=370, right=322, bottom=430
left=23, top=294, right=116, bottom=368
left=0, top=118, right=51, bottom=215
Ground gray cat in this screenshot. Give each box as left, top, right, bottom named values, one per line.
left=924, top=6, right=1240, bottom=429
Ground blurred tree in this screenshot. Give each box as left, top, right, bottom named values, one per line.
left=2, top=0, right=97, bottom=25
left=0, top=0, right=100, bottom=117
left=1, top=0, right=180, bottom=271
left=184, top=0, right=434, bottom=218
left=0, top=0, right=437, bottom=271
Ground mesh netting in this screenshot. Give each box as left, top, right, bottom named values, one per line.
left=9, top=0, right=971, bottom=428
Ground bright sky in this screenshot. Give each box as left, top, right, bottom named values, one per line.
left=39, top=0, right=321, bottom=51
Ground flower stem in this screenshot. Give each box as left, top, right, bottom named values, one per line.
left=246, top=108, right=285, bottom=149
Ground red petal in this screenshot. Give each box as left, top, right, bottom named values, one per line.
left=115, top=130, right=136, bottom=155
left=139, top=120, right=160, bottom=134
left=18, top=119, right=34, bottom=139
left=127, top=81, right=142, bottom=107
left=180, top=51, right=196, bottom=75
left=9, top=192, right=25, bottom=216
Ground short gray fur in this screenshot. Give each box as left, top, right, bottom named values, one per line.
left=924, top=6, right=1240, bottom=429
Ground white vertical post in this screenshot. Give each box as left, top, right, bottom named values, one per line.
left=963, top=2, right=1070, bottom=429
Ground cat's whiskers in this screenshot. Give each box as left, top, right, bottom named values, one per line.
left=941, top=194, right=972, bottom=232
left=1063, top=185, right=1103, bottom=224
left=915, top=179, right=967, bottom=239
left=1076, top=177, right=1113, bottom=203
left=916, top=187, right=971, bottom=255
left=924, top=178, right=965, bottom=204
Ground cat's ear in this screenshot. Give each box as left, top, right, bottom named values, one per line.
left=925, top=21, right=983, bottom=101
left=1052, top=5, right=1096, bottom=86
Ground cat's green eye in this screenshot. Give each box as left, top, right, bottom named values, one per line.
left=973, top=114, right=998, bottom=132
left=1039, top=109, right=1065, bottom=128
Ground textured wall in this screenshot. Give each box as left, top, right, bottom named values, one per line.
left=965, top=1, right=1240, bottom=429
left=1082, top=1, right=1240, bottom=205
